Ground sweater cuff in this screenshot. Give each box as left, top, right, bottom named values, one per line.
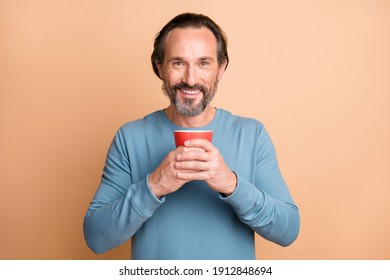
left=130, top=174, right=165, bottom=218
left=219, top=174, right=264, bottom=215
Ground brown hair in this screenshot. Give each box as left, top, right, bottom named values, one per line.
left=151, top=13, right=229, bottom=79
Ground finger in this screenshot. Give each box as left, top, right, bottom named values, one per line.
left=183, top=139, right=214, bottom=152
left=176, top=149, right=210, bottom=162
left=176, top=170, right=208, bottom=181
left=176, top=145, right=205, bottom=152
left=174, top=146, right=205, bottom=159
left=175, top=160, right=209, bottom=171
left=182, top=147, right=206, bottom=153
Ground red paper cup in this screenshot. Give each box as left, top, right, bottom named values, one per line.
left=174, top=130, right=213, bottom=147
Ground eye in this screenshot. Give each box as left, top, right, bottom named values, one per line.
left=172, top=61, right=184, bottom=67
left=200, top=61, right=210, bottom=66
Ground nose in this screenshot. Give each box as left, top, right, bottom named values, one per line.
left=182, top=64, right=198, bottom=86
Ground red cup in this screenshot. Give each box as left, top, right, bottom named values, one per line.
left=174, top=130, right=213, bottom=147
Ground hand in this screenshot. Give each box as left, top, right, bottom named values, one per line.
left=148, top=146, right=204, bottom=198
left=174, top=139, right=237, bottom=196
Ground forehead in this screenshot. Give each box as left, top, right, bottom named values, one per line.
left=164, top=27, right=218, bottom=59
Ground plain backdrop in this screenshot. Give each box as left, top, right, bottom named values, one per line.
left=1, top=0, right=389, bottom=259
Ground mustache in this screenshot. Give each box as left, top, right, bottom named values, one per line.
left=171, top=82, right=207, bottom=93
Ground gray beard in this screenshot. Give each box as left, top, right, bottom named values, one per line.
left=174, top=96, right=207, bottom=117
left=162, top=83, right=217, bottom=117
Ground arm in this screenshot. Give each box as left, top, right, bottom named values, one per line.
left=221, top=126, right=300, bottom=246
left=83, top=128, right=164, bottom=254
left=221, top=175, right=300, bottom=246
left=175, top=127, right=300, bottom=246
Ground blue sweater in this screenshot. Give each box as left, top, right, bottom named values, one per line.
left=83, top=109, right=300, bottom=259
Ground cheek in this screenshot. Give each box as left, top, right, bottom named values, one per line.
left=203, top=73, right=220, bottom=87
left=200, top=68, right=220, bottom=80
left=165, top=70, right=184, bottom=85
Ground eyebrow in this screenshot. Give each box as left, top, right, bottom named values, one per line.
left=167, top=57, right=184, bottom=62
left=167, top=56, right=215, bottom=62
left=199, top=56, right=215, bottom=62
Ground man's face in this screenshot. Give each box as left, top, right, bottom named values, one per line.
left=157, top=27, right=226, bottom=117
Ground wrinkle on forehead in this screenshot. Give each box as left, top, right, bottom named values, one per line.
left=164, top=27, right=218, bottom=63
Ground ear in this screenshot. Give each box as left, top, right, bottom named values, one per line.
left=156, top=63, right=164, bottom=79
left=217, top=61, right=227, bottom=81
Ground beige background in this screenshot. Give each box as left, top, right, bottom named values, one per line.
left=1, top=0, right=389, bottom=259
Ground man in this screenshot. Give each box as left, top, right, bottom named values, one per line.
left=84, top=13, right=300, bottom=260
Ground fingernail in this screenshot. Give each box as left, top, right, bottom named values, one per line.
left=184, top=140, right=190, bottom=146
left=176, top=154, right=182, bottom=160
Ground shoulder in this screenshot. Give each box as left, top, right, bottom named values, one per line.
left=218, top=108, right=265, bottom=131
left=118, top=110, right=162, bottom=134
left=217, top=109, right=272, bottom=149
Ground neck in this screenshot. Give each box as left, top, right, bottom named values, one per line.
left=165, top=105, right=216, bottom=128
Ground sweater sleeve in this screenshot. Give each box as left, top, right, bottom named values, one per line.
left=220, top=125, right=300, bottom=246
left=83, top=128, right=164, bottom=254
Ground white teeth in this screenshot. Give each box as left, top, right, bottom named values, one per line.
left=181, top=89, right=200, bottom=95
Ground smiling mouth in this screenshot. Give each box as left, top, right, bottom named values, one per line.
left=179, top=88, right=202, bottom=95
